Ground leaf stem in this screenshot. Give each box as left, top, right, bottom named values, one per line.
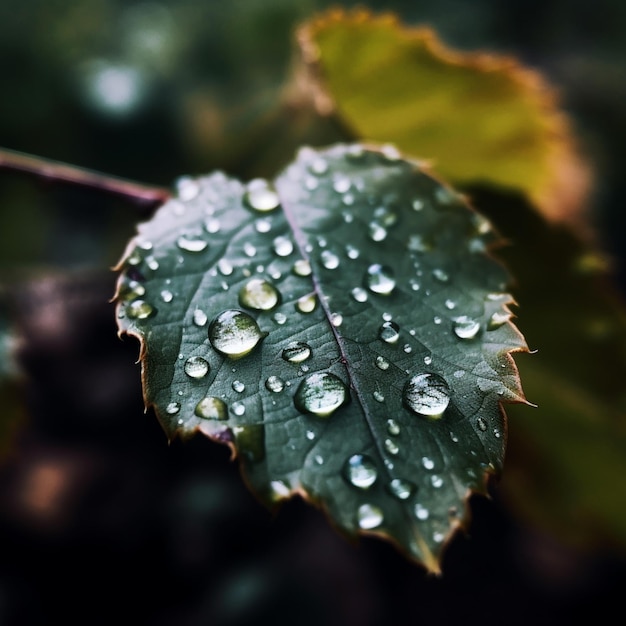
left=0, top=147, right=171, bottom=209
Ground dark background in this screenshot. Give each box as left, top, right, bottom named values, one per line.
left=1, top=1, right=625, bottom=624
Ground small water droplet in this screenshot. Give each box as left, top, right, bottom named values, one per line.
left=193, top=308, right=208, bottom=327
left=407, top=234, right=432, bottom=252
left=488, top=311, right=511, bottom=330
left=379, top=320, right=400, bottom=344
left=422, top=456, right=435, bottom=470
left=310, top=157, right=328, bottom=175
left=375, top=355, right=390, bottom=370
left=177, top=234, right=208, bottom=253
left=281, top=341, right=312, bottom=363
left=373, top=390, right=385, bottom=403
left=433, top=316, right=442, bottom=325
left=321, top=250, right=340, bottom=269
left=403, top=373, right=451, bottom=417
left=292, top=259, right=311, bottom=276
left=366, top=264, right=396, bottom=295
left=273, top=235, right=294, bottom=257
left=232, top=380, right=245, bottom=393
left=205, top=217, right=221, bottom=233
left=243, top=242, right=257, bottom=257
left=368, top=221, right=387, bottom=242
left=118, top=278, right=146, bottom=301
left=433, top=531, right=445, bottom=543
left=412, top=199, right=424, bottom=211
left=296, top=293, right=317, bottom=313
left=177, top=177, right=199, bottom=201
left=306, top=429, right=315, bottom=441
left=314, top=454, right=324, bottom=465
left=331, top=313, right=343, bottom=327
left=344, top=454, right=378, bottom=489
left=386, top=419, right=400, bottom=436
left=424, top=356, right=432, bottom=365
left=345, top=244, right=360, bottom=259
left=476, top=417, right=488, bottom=432
left=273, top=312, right=287, bottom=325
left=294, top=372, right=348, bottom=417
left=357, top=503, right=384, bottom=530
left=388, top=478, right=415, bottom=500
left=445, top=299, right=456, bottom=310
left=265, top=375, right=285, bottom=392
left=384, top=438, right=399, bottom=455
left=231, top=401, right=246, bottom=416
left=415, top=503, right=429, bottom=520
left=244, top=178, right=280, bottom=211
left=126, top=300, right=155, bottom=320
left=255, top=218, right=272, bottom=233
left=160, top=289, right=173, bottom=303
left=332, top=175, right=351, bottom=193
left=217, top=258, right=233, bottom=276
left=208, top=309, right=267, bottom=358
left=238, top=278, right=280, bottom=311
left=453, top=316, right=481, bottom=339
left=184, top=355, right=210, bottom=379
left=431, top=475, right=444, bottom=488
left=195, top=396, right=228, bottom=419
left=270, top=480, right=291, bottom=498
left=402, top=343, right=412, bottom=354
left=351, top=287, right=368, bottom=303
left=126, top=249, right=142, bottom=266
left=432, top=268, right=449, bottom=283
left=145, top=256, right=159, bottom=271
left=166, top=402, right=181, bottom=415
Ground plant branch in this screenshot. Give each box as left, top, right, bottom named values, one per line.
left=0, top=147, right=171, bottom=208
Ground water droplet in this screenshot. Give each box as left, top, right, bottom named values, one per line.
left=345, top=245, right=360, bottom=259
left=381, top=143, right=401, bottom=160
left=314, top=454, right=324, bottom=465
left=433, top=316, right=442, bottom=325
left=402, top=344, right=412, bottom=354
left=217, top=259, right=233, bottom=276
left=195, top=396, right=228, bottom=420
left=373, top=391, right=385, bottom=403
left=177, top=177, right=199, bottom=201
left=384, top=438, right=399, bottom=455
left=368, top=221, right=387, bottom=242
left=126, top=249, right=142, bottom=266
left=244, top=178, right=280, bottom=212
left=273, top=312, right=287, bottom=325
left=453, top=316, right=481, bottom=339
left=331, top=313, right=343, bottom=327
left=433, top=531, right=445, bottom=543
left=431, top=475, right=444, bottom=488
left=176, top=234, right=208, bottom=253
left=118, top=278, right=146, bottom=301
left=306, top=429, right=315, bottom=441
left=255, top=218, right=272, bottom=233
left=310, top=157, right=328, bottom=175
left=415, top=503, right=429, bottom=520
left=332, top=175, right=351, bottom=193
left=388, top=478, right=415, bottom=500
left=294, top=372, right=349, bottom=417
left=357, top=503, right=384, bottom=530
left=422, top=456, right=435, bottom=470
left=321, top=250, right=340, bottom=269
left=231, top=401, right=245, bottom=416
left=296, top=293, right=317, bottom=313
left=407, top=234, right=431, bottom=252
left=344, top=454, right=378, bottom=489
left=238, top=278, right=280, bottom=311
left=375, top=355, right=390, bottom=370
left=445, top=299, right=456, bottom=310
left=270, top=480, right=290, bottom=499
left=126, top=300, right=155, bottom=320
left=208, top=309, right=267, bottom=358
left=476, top=417, right=488, bottom=432
left=273, top=236, right=294, bottom=257
left=184, top=355, right=209, bottom=379
left=166, top=402, right=181, bottom=415
left=379, top=321, right=400, bottom=344
left=231, top=380, right=245, bottom=393
left=145, top=256, right=159, bottom=271
left=243, top=242, right=257, bottom=257
left=412, top=199, right=424, bottom=211
left=205, top=217, right=221, bottom=233
left=366, top=264, right=396, bottom=295
left=293, top=259, right=311, bottom=276
left=351, top=287, right=368, bottom=303
left=160, top=289, right=173, bottom=303
left=432, top=268, right=449, bottom=283
left=403, top=373, right=451, bottom=417
left=193, top=309, right=208, bottom=327
left=488, top=311, right=511, bottom=330
left=265, top=375, right=285, bottom=392
left=386, top=419, right=400, bottom=436
left=424, top=356, right=432, bottom=365
left=281, top=341, right=312, bottom=363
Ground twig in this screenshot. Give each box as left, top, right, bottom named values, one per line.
left=0, top=147, right=171, bottom=209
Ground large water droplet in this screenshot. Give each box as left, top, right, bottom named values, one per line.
left=265, top=375, right=285, bottom=392
left=453, top=316, right=481, bottom=339
left=208, top=309, right=267, bottom=358
left=379, top=320, right=400, bottom=344
left=357, top=503, right=384, bottom=530
left=238, top=278, right=280, bottom=311
left=403, top=373, right=451, bottom=417
left=388, top=478, right=415, bottom=500
left=344, top=454, right=378, bottom=489
left=126, top=300, right=155, bottom=320
left=281, top=341, right=312, bottom=363
left=294, top=372, right=348, bottom=417
left=177, top=234, right=208, bottom=253
left=195, top=396, right=228, bottom=419
left=184, top=355, right=209, bottom=379
left=244, top=178, right=280, bottom=212
left=366, top=264, right=396, bottom=295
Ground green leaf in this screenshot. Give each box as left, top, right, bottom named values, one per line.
left=114, top=143, right=529, bottom=573
left=294, top=8, right=592, bottom=230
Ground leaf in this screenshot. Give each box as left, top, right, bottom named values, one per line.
left=113, top=143, right=529, bottom=573
left=293, top=8, right=593, bottom=232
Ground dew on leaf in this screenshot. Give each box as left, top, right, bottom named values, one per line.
left=160, top=289, right=173, bottom=303
left=176, top=234, right=208, bottom=253
left=344, top=454, right=378, bottom=489
left=118, top=278, right=145, bottom=301
left=431, top=475, right=444, bottom=488
left=375, top=355, right=390, bottom=370
left=208, top=309, right=267, bottom=358
left=384, top=438, right=399, bottom=455
left=476, top=417, right=488, bottom=432
left=373, top=390, right=385, bottom=403
left=453, top=316, right=481, bottom=339
left=217, top=259, right=233, bottom=276
left=368, top=221, right=387, bottom=242
left=176, top=177, right=199, bottom=201
left=296, top=293, right=317, bottom=313
left=432, top=268, right=449, bottom=283
left=386, top=418, right=400, bottom=436
left=294, top=372, right=349, bottom=417
left=310, top=157, right=328, bottom=175
left=166, top=401, right=181, bottom=415
left=403, top=373, right=451, bottom=417
left=273, top=312, right=287, bottom=325
left=281, top=341, right=312, bottom=363
left=184, top=355, right=209, bottom=379
left=270, top=480, right=291, bottom=499
left=195, top=396, right=228, bottom=420
left=126, top=300, right=155, bottom=320
left=388, top=478, right=415, bottom=500
left=231, top=401, right=246, bottom=416
left=232, top=380, right=245, bottom=393
left=331, top=313, right=343, bottom=327
left=332, top=175, right=351, bottom=193
left=351, top=287, right=368, bottom=303
left=488, top=311, right=511, bottom=330
left=321, top=250, right=340, bottom=269
left=357, top=503, right=384, bottom=530
left=265, top=375, right=285, bottom=392
left=415, top=503, right=430, bottom=520
left=422, top=456, right=435, bottom=470
left=366, top=264, right=396, bottom=295
left=205, top=217, right=221, bottom=233
left=255, top=218, right=272, bottom=233
left=244, top=178, right=280, bottom=212
left=243, top=242, right=257, bottom=257
left=379, top=320, right=400, bottom=344
left=193, top=309, right=208, bottom=327
left=293, top=259, right=311, bottom=276
left=273, top=236, right=294, bottom=257
left=238, top=278, right=281, bottom=311
left=345, top=244, right=360, bottom=259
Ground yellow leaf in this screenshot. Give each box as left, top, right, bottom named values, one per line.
left=294, top=8, right=593, bottom=232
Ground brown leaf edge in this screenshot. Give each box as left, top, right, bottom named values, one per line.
left=290, top=7, right=595, bottom=240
